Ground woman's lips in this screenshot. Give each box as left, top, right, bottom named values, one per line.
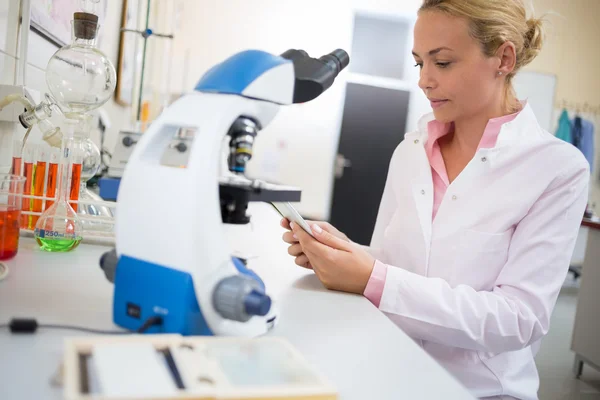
left=429, top=99, right=449, bottom=109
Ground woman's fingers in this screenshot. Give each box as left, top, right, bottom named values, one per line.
left=280, top=218, right=291, bottom=230
left=294, top=254, right=312, bottom=269
left=287, top=243, right=304, bottom=257
left=282, top=231, right=298, bottom=244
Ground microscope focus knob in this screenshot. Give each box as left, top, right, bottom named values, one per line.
left=175, top=142, right=187, bottom=153
left=212, top=275, right=272, bottom=322
left=122, top=136, right=137, bottom=147
left=100, top=248, right=119, bottom=283
left=243, top=290, right=272, bottom=316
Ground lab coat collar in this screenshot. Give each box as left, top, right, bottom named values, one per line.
left=414, top=102, right=540, bottom=150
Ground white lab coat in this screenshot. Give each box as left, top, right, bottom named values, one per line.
left=367, top=104, right=589, bottom=399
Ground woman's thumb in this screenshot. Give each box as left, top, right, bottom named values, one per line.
left=311, top=223, right=351, bottom=251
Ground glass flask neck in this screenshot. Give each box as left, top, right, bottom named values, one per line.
left=57, top=150, right=71, bottom=203
left=73, top=36, right=97, bottom=47
left=57, top=120, right=77, bottom=203
left=70, top=20, right=99, bottom=47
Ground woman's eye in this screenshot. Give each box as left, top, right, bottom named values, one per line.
left=436, top=62, right=451, bottom=68
left=414, top=63, right=423, bottom=69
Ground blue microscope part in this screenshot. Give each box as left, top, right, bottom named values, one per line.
left=194, top=50, right=290, bottom=98
left=98, top=177, right=121, bottom=201
left=113, top=255, right=213, bottom=335
left=113, top=256, right=267, bottom=335
left=244, top=289, right=272, bottom=316
left=231, top=257, right=265, bottom=291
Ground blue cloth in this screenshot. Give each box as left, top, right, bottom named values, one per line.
left=555, top=109, right=572, bottom=143
left=572, top=116, right=595, bottom=170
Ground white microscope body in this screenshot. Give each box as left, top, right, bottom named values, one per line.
left=103, top=49, right=349, bottom=336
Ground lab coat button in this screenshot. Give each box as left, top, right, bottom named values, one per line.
left=481, top=156, right=487, bottom=162
left=421, top=189, right=425, bottom=195
left=452, top=195, right=457, bottom=200
left=414, top=139, right=419, bottom=144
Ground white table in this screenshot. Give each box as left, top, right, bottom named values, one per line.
left=0, top=203, right=473, bottom=400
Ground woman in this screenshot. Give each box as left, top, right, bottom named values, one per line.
left=282, top=1, right=590, bottom=399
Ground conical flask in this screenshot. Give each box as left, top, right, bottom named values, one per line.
left=34, top=120, right=83, bottom=252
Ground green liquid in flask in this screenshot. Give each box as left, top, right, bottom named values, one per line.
left=34, top=119, right=84, bottom=253
left=35, top=236, right=82, bottom=252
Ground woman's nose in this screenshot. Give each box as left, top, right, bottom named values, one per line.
left=418, top=65, right=436, bottom=92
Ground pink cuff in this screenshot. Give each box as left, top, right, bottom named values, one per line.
left=363, top=260, right=388, bottom=308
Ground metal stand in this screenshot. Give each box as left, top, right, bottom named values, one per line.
left=573, top=355, right=584, bottom=379
left=121, top=0, right=174, bottom=122
left=572, top=354, right=600, bottom=379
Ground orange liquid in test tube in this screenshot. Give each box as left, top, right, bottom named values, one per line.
left=10, top=158, right=22, bottom=207
left=70, top=163, right=82, bottom=212
left=10, top=140, right=23, bottom=209
left=11, top=157, right=22, bottom=176
left=45, top=148, right=60, bottom=210
left=31, top=161, right=47, bottom=227
left=11, top=140, right=23, bottom=176
left=21, top=161, right=34, bottom=229
left=45, top=163, right=58, bottom=210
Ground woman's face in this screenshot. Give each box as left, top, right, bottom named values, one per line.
left=412, top=11, right=502, bottom=123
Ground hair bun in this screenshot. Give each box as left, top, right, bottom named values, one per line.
left=518, top=17, right=544, bottom=68
left=526, top=18, right=544, bottom=51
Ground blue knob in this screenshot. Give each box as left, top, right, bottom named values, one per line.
left=244, top=290, right=272, bottom=316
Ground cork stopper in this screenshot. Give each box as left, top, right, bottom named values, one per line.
left=73, top=12, right=99, bottom=40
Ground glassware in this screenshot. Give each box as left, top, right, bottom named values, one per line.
left=69, top=144, right=83, bottom=212
left=31, top=145, right=48, bottom=227
left=11, top=140, right=22, bottom=176
left=17, top=93, right=63, bottom=148
left=45, top=12, right=116, bottom=115
left=45, top=148, right=60, bottom=210
left=0, top=174, right=26, bottom=260
left=20, top=145, right=34, bottom=229
left=70, top=115, right=114, bottom=233
left=34, top=120, right=83, bottom=252
left=73, top=115, right=101, bottom=182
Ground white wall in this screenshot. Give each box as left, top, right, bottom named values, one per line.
left=0, top=0, right=22, bottom=170
left=0, top=1, right=19, bottom=82
left=0, top=0, right=131, bottom=172
left=166, top=0, right=428, bottom=220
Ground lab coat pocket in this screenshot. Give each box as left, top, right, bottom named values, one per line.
left=451, top=228, right=513, bottom=290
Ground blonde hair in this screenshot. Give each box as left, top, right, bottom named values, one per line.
left=419, top=0, right=545, bottom=112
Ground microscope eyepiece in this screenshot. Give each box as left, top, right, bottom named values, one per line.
left=319, top=49, right=350, bottom=75
left=280, top=48, right=350, bottom=103
left=280, top=49, right=309, bottom=61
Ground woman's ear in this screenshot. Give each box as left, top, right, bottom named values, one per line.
left=496, top=41, right=516, bottom=76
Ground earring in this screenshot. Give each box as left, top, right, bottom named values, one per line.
left=498, top=71, right=503, bottom=76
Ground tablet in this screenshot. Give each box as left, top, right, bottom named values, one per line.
left=270, top=202, right=314, bottom=237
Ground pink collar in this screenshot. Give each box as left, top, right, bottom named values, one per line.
left=425, top=108, right=522, bottom=159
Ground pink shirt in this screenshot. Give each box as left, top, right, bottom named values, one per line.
left=363, top=111, right=521, bottom=307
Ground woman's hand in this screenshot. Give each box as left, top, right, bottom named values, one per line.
left=289, top=221, right=375, bottom=294
left=280, top=218, right=349, bottom=270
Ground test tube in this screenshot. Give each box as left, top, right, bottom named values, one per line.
left=9, top=140, right=23, bottom=206
left=45, top=147, right=60, bottom=210
left=31, top=145, right=48, bottom=227
left=69, top=147, right=83, bottom=212
left=11, top=140, right=23, bottom=176
left=21, top=145, right=35, bottom=229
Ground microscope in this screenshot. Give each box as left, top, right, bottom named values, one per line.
left=100, top=48, right=349, bottom=336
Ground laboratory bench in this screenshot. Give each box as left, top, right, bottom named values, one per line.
left=0, top=203, right=473, bottom=400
